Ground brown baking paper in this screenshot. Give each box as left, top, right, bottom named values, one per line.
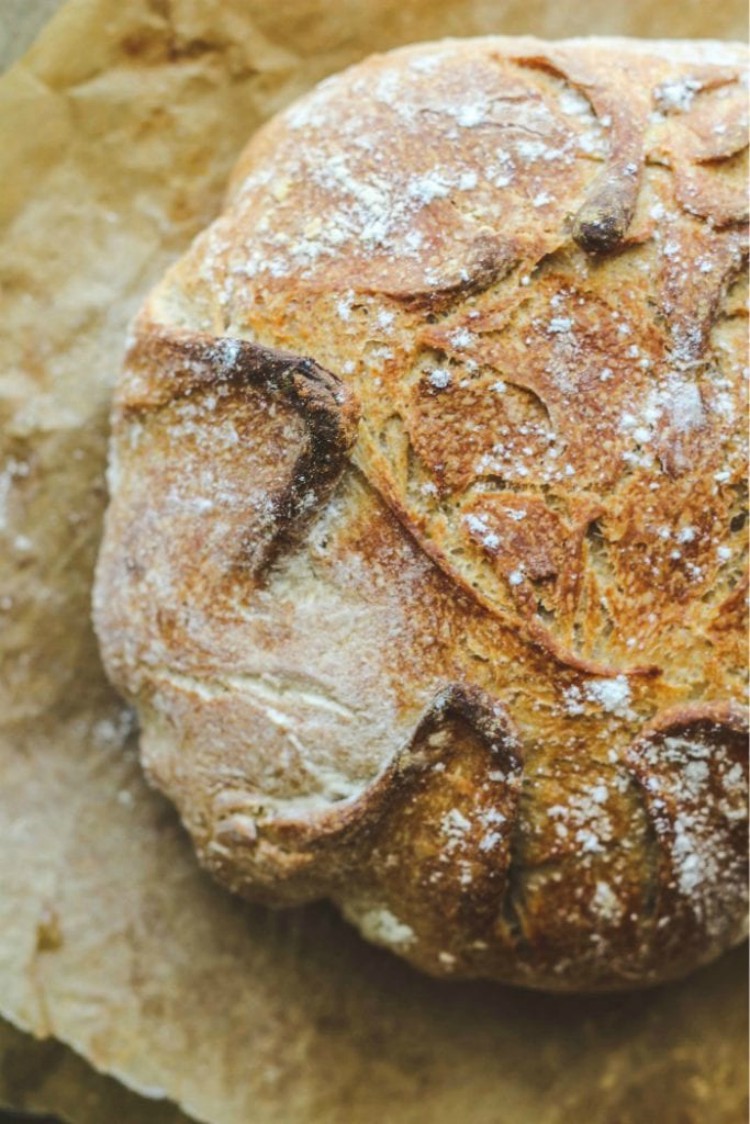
left=0, top=2, right=748, bottom=1122
left=0, top=1012, right=193, bottom=1123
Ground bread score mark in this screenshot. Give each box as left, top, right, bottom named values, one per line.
left=197, top=680, right=748, bottom=987
left=515, top=51, right=649, bottom=254
left=624, top=702, right=749, bottom=958
left=116, top=320, right=359, bottom=577
left=203, top=682, right=524, bottom=904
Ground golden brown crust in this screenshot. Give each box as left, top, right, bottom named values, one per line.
left=94, top=36, right=749, bottom=990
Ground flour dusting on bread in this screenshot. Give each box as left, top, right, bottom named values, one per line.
left=94, top=36, right=748, bottom=991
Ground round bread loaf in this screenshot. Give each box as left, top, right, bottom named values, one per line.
left=94, top=36, right=749, bottom=991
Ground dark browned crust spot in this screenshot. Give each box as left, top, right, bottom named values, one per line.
left=572, top=176, right=639, bottom=254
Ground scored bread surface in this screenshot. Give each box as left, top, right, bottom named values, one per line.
left=94, top=36, right=749, bottom=991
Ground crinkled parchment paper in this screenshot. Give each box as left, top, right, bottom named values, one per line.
left=1, top=1, right=748, bottom=1122
left=0, top=1012, right=192, bottom=1123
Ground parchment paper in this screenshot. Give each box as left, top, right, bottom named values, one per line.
left=0, top=1012, right=192, bottom=1124
left=1, top=2, right=748, bottom=1122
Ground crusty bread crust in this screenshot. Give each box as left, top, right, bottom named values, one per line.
left=94, top=36, right=749, bottom=990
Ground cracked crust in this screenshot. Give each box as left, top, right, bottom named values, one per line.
left=94, top=36, right=749, bottom=991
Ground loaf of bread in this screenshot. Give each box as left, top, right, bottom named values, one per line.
left=93, top=36, right=748, bottom=991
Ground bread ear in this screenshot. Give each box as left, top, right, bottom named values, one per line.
left=94, top=321, right=359, bottom=718
left=112, top=322, right=359, bottom=578
left=204, top=684, right=523, bottom=911
left=359, top=684, right=525, bottom=951
left=516, top=51, right=649, bottom=253
left=624, top=703, right=749, bottom=961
